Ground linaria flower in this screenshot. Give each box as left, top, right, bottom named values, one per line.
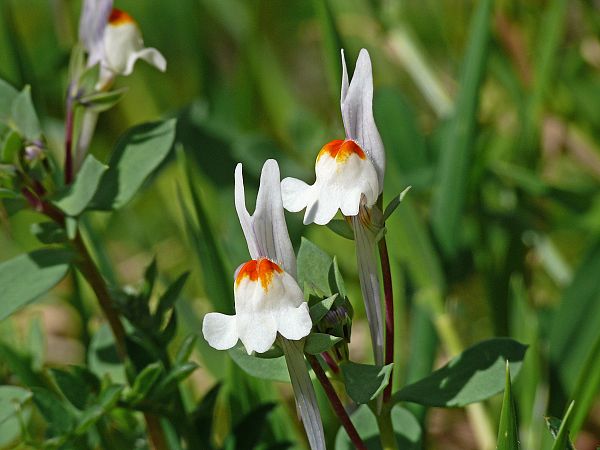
left=79, top=0, right=166, bottom=90
left=202, top=160, right=325, bottom=450
left=281, top=49, right=386, bottom=366
left=203, top=160, right=311, bottom=354
left=281, top=48, right=384, bottom=225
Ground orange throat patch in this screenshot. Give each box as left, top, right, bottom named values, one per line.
left=108, top=8, right=135, bottom=25
left=235, top=258, right=283, bottom=290
left=317, top=139, right=366, bottom=163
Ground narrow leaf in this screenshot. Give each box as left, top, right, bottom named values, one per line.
left=430, top=0, right=494, bottom=256
left=497, top=362, right=520, bottom=450
left=550, top=401, right=575, bottom=450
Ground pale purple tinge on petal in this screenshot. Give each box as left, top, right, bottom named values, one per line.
left=201, top=312, right=238, bottom=351
left=234, top=160, right=297, bottom=278
left=79, top=0, right=113, bottom=67
left=340, top=49, right=385, bottom=192
left=352, top=214, right=384, bottom=366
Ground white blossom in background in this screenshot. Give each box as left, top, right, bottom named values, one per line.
left=79, top=0, right=166, bottom=90
left=202, top=160, right=325, bottom=450
left=281, top=49, right=386, bottom=366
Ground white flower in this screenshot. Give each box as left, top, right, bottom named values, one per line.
left=281, top=49, right=384, bottom=225
left=202, top=160, right=312, bottom=355
left=79, top=0, right=166, bottom=90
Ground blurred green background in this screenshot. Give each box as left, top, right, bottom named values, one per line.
left=1, top=0, right=600, bottom=448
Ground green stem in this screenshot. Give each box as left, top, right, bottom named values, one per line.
left=376, top=407, right=398, bottom=450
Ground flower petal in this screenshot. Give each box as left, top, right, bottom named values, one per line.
left=277, top=303, right=312, bottom=341
left=124, top=47, right=167, bottom=76
left=237, top=311, right=278, bottom=354
left=235, top=160, right=297, bottom=278
left=281, top=177, right=312, bottom=213
left=202, top=312, right=238, bottom=351
left=79, top=0, right=113, bottom=67
left=340, top=49, right=385, bottom=192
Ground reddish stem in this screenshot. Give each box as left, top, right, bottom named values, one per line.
left=322, top=351, right=340, bottom=374
left=307, top=355, right=367, bottom=450
left=378, top=236, right=394, bottom=403
left=64, top=93, right=74, bottom=185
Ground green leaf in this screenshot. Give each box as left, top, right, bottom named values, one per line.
left=309, top=294, right=337, bottom=323
left=1, top=129, right=21, bottom=163
left=0, top=386, right=31, bottom=448
left=340, top=362, right=393, bottom=404
left=127, top=363, right=163, bottom=404
left=54, top=155, right=108, bottom=216
left=30, top=222, right=67, bottom=244
left=223, top=403, right=276, bottom=450
left=88, top=323, right=126, bottom=384
left=497, top=362, right=520, bottom=450
left=550, top=240, right=600, bottom=429
left=0, top=78, right=19, bottom=122
left=91, top=119, right=176, bottom=210
left=31, top=387, right=76, bottom=434
left=304, top=333, right=342, bottom=355
left=155, top=272, right=189, bottom=321
left=430, top=0, right=494, bottom=256
left=383, top=186, right=412, bottom=222
left=228, top=343, right=290, bottom=383
left=331, top=257, right=347, bottom=299
left=78, top=87, right=128, bottom=113
left=193, top=383, right=221, bottom=449
left=550, top=401, right=575, bottom=450
left=11, top=86, right=41, bottom=140
left=0, top=343, right=46, bottom=387
left=76, top=384, right=124, bottom=435
left=50, top=368, right=92, bottom=410
left=174, top=334, right=197, bottom=366
left=0, top=249, right=72, bottom=321
left=334, top=405, right=422, bottom=450
left=297, top=237, right=333, bottom=297
left=326, top=219, right=354, bottom=240
left=153, top=362, right=198, bottom=399
left=545, top=416, right=575, bottom=450
left=392, top=338, right=527, bottom=407
left=176, top=148, right=233, bottom=314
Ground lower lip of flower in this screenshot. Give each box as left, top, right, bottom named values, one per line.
left=235, top=258, right=283, bottom=291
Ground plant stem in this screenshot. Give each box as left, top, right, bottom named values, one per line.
left=307, top=355, right=367, bottom=450
left=71, top=231, right=127, bottom=360
left=378, top=236, right=394, bottom=403
left=64, top=92, right=75, bottom=185
left=376, top=407, right=398, bottom=450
